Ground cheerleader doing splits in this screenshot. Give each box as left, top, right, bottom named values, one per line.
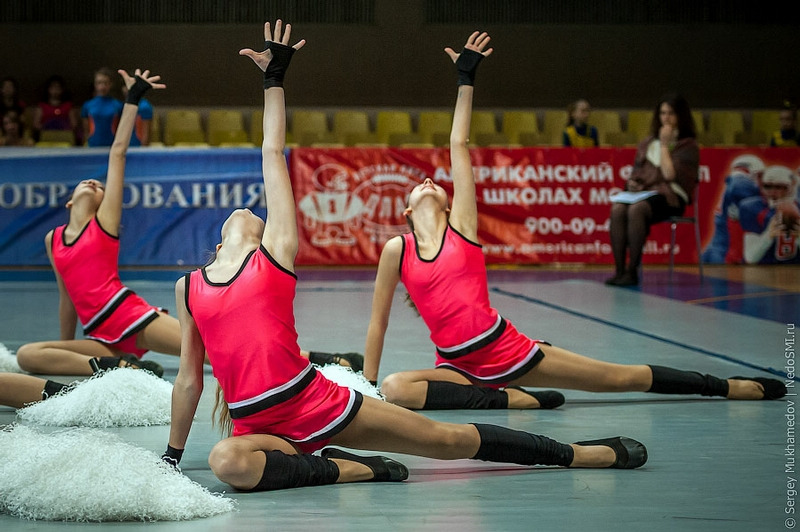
left=362, top=31, right=785, bottom=412
left=162, top=22, right=647, bottom=491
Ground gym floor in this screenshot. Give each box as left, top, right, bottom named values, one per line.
left=0, top=264, right=797, bottom=531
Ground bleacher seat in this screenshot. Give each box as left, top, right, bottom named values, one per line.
left=207, top=110, right=249, bottom=146
left=502, top=111, right=539, bottom=145
left=375, top=111, right=413, bottom=145
left=164, top=110, right=205, bottom=146
left=542, top=110, right=569, bottom=145
left=587, top=110, right=622, bottom=145
left=417, top=111, right=452, bottom=146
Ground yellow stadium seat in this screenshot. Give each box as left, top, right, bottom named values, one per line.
left=605, top=131, right=639, bottom=147
left=587, top=110, right=622, bottom=145
left=474, top=132, right=510, bottom=147
left=692, top=111, right=705, bottom=134
left=470, top=111, right=497, bottom=136
left=333, top=111, right=371, bottom=144
left=149, top=111, right=161, bottom=144
left=517, top=131, right=542, bottom=146
left=207, top=110, right=248, bottom=146
left=696, top=130, right=724, bottom=147
left=542, top=110, right=569, bottom=145
left=734, top=130, right=769, bottom=146
left=417, top=111, right=452, bottom=145
left=38, top=130, right=75, bottom=144
left=751, top=110, right=781, bottom=138
left=250, top=110, right=263, bottom=145
left=626, top=110, right=652, bottom=141
left=708, top=111, right=744, bottom=145
left=387, top=132, right=424, bottom=146
left=34, top=141, right=72, bottom=148
left=292, top=110, right=330, bottom=146
left=164, top=110, right=205, bottom=146
left=375, top=111, right=413, bottom=145
left=502, top=111, right=539, bottom=144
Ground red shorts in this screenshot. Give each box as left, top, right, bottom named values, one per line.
left=434, top=320, right=544, bottom=389
left=232, top=371, right=363, bottom=454
left=85, top=294, right=161, bottom=358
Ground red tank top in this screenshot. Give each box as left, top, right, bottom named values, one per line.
left=400, top=225, right=501, bottom=355
left=51, top=217, right=133, bottom=334
left=186, top=246, right=312, bottom=416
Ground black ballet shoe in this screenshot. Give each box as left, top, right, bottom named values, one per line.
left=89, top=355, right=164, bottom=378
left=309, top=351, right=364, bottom=373
left=574, top=436, right=648, bottom=469
left=321, top=448, right=409, bottom=482
left=504, top=385, right=565, bottom=409
left=731, top=376, right=787, bottom=400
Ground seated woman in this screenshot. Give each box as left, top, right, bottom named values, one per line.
left=606, top=93, right=699, bottom=286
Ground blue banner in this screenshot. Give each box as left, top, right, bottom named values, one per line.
left=0, top=147, right=268, bottom=266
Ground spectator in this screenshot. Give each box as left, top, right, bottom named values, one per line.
left=770, top=100, right=800, bottom=147
left=606, top=93, right=699, bottom=286
left=562, top=99, right=599, bottom=147
left=0, top=77, right=26, bottom=120
left=0, top=110, right=34, bottom=147
left=80, top=68, right=123, bottom=147
left=32, top=75, right=79, bottom=144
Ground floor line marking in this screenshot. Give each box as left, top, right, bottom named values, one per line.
left=491, top=286, right=796, bottom=381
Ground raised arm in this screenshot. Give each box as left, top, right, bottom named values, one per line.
left=444, top=31, right=493, bottom=241
left=240, top=20, right=306, bottom=271
left=363, top=236, right=403, bottom=384
left=96, top=69, right=165, bottom=234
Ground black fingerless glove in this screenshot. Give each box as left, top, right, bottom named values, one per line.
left=455, top=49, right=484, bottom=86
left=161, top=444, right=184, bottom=469
left=125, top=76, right=151, bottom=105
left=263, top=41, right=296, bottom=89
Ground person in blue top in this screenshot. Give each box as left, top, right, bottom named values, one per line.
left=80, top=67, right=123, bottom=147
left=562, top=99, right=599, bottom=147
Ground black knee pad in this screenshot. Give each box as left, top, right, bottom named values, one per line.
left=471, top=424, right=574, bottom=467
left=247, top=451, right=339, bottom=492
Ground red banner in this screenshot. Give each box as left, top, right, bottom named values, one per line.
left=289, top=147, right=800, bottom=265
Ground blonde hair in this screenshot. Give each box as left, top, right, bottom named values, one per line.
left=211, top=380, right=233, bottom=437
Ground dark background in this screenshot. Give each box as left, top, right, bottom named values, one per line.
left=2, top=0, right=798, bottom=111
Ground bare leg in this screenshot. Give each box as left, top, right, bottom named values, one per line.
left=136, top=312, right=181, bottom=356
left=380, top=367, right=472, bottom=409
left=16, top=339, right=123, bottom=375
left=332, top=396, right=616, bottom=466
left=512, top=345, right=653, bottom=392
left=517, top=345, right=774, bottom=400
left=0, top=373, right=52, bottom=408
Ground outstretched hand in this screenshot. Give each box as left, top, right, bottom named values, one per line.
left=444, top=31, right=493, bottom=63
left=118, top=68, right=166, bottom=92
left=239, top=19, right=306, bottom=72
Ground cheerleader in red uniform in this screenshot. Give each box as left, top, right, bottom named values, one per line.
left=162, top=22, right=647, bottom=491
left=362, top=30, right=785, bottom=412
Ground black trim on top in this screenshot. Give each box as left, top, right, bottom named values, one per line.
left=83, top=289, right=134, bottom=334
left=398, top=234, right=407, bottom=276
left=447, top=222, right=482, bottom=248
left=413, top=225, right=447, bottom=263
left=201, top=248, right=258, bottom=286
left=229, top=367, right=317, bottom=419
left=93, top=216, right=119, bottom=239
left=183, top=273, right=192, bottom=317
left=435, top=317, right=508, bottom=360
left=259, top=245, right=298, bottom=280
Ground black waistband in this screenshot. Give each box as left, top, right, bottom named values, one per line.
left=436, top=317, right=507, bottom=360
left=229, top=367, right=317, bottom=419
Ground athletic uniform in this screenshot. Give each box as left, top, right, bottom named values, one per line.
left=563, top=124, right=599, bottom=147
left=400, top=225, right=544, bottom=388
left=739, top=196, right=800, bottom=264
left=51, top=217, right=159, bottom=356
left=80, top=96, right=123, bottom=147
left=185, top=245, right=362, bottom=453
